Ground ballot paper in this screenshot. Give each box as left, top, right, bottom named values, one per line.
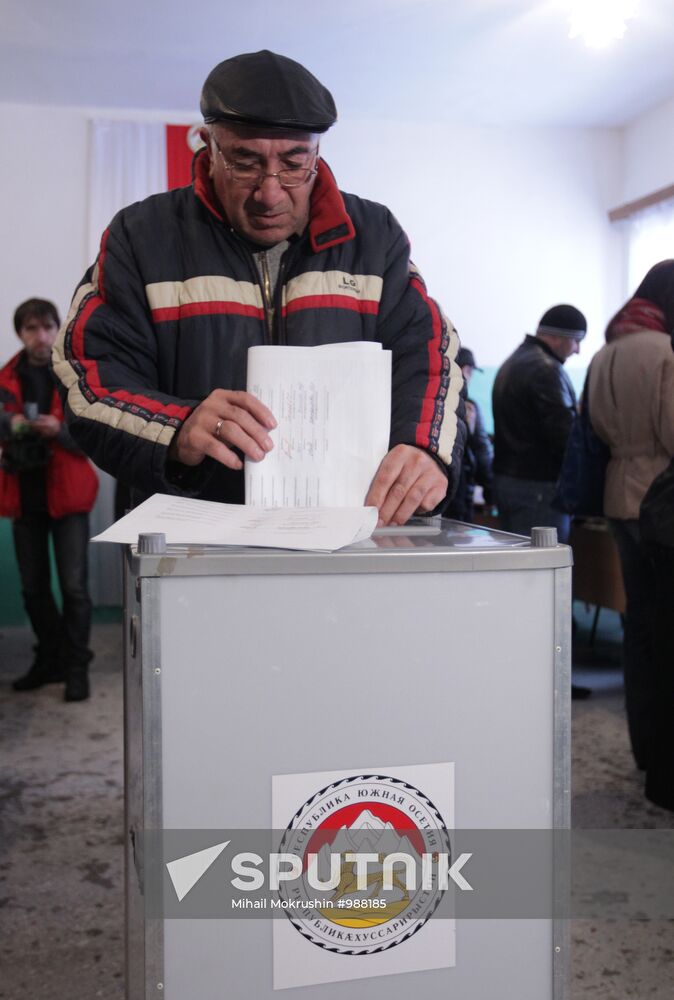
left=91, top=494, right=378, bottom=553
left=245, top=342, right=391, bottom=507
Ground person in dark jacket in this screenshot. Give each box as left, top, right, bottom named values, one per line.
left=52, top=50, right=465, bottom=526
left=492, top=304, right=586, bottom=542
left=0, top=299, right=98, bottom=701
left=445, top=347, right=493, bottom=522
left=639, top=264, right=674, bottom=810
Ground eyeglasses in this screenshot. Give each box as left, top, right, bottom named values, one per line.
left=212, top=137, right=319, bottom=189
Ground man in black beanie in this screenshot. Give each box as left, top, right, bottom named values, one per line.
left=492, top=304, right=586, bottom=542
left=53, top=50, right=465, bottom=526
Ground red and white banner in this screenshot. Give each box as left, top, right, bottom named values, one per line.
left=165, top=123, right=205, bottom=190
left=88, top=119, right=204, bottom=261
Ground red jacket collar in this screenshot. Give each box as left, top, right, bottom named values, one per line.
left=193, top=148, right=355, bottom=252
left=308, top=159, right=356, bottom=251
left=0, top=349, right=25, bottom=384
left=0, top=351, right=62, bottom=419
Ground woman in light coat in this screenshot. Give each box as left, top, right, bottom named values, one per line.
left=588, top=260, right=674, bottom=780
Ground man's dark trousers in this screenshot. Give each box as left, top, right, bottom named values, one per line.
left=12, top=511, right=92, bottom=669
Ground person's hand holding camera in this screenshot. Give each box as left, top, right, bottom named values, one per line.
left=30, top=414, right=60, bottom=439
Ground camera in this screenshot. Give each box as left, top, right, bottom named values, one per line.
left=1, top=425, right=49, bottom=473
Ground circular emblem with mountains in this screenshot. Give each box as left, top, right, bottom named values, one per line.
left=278, top=773, right=451, bottom=954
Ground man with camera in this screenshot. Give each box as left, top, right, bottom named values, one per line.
left=0, top=299, right=98, bottom=701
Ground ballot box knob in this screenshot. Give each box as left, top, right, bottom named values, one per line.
left=530, top=526, right=558, bottom=548
left=137, top=532, right=167, bottom=554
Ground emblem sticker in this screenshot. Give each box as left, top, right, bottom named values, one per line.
left=277, top=773, right=451, bottom=955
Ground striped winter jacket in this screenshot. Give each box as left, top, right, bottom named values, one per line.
left=53, top=150, right=465, bottom=505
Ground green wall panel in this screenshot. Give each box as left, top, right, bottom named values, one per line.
left=0, top=518, right=28, bottom=625
left=0, top=518, right=121, bottom=627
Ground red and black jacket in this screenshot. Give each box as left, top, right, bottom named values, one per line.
left=53, top=149, right=465, bottom=504
left=0, top=351, right=98, bottom=519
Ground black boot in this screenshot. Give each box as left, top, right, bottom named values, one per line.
left=12, top=648, right=66, bottom=691
left=64, top=665, right=90, bottom=702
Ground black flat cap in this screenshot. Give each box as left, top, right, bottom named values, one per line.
left=200, top=50, right=337, bottom=133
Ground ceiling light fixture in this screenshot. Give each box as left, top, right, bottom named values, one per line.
left=568, top=0, right=639, bottom=49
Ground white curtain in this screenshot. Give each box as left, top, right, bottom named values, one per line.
left=626, top=198, right=674, bottom=295
left=86, top=120, right=167, bottom=606
left=87, top=119, right=167, bottom=260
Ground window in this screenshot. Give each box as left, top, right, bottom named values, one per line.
left=627, top=198, right=674, bottom=293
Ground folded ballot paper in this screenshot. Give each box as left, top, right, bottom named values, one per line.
left=245, top=342, right=391, bottom=507
left=93, top=342, right=390, bottom=552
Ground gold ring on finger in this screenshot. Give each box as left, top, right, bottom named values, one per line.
left=214, top=418, right=223, bottom=440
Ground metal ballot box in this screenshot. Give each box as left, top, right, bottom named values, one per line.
left=124, top=520, right=572, bottom=1000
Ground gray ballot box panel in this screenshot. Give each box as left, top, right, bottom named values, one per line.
left=163, top=920, right=553, bottom=1000
left=158, top=569, right=556, bottom=828
left=142, top=563, right=564, bottom=999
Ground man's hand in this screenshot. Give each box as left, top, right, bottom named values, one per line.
left=30, top=415, right=60, bottom=438
left=169, top=389, right=276, bottom=470
left=10, top=414, right=27, bottom=432
left=365, top=444, right=448, bottom=526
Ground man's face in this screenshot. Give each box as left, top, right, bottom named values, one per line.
left=541, top=334, right=581, bottom=363
left=19, top=315, right=59, bottom=366
left=461, top=364, right=474, bottom=386
left=555, top=337, right=582, bottom=363
left=202, top=123, right=319, bottom=246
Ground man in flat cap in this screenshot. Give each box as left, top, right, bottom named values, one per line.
left=53, top=50, right=464, bottom=525
left=492, top=304, right=586, bottom=541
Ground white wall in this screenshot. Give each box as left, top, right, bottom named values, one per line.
left=323, top=120, right=623, bottom=366
left=0, top=104, right=89, bottom=353
left=0, top=101, right=624, bottom=370
left=621, top=94, right=674, bottom=203
left=0, top=102, right=197, bottom=360
left=603, top=94, right=674, bottom=301
left=4, top=89, right=674, bottom=368
left=0, top=96, right=662, bottom=605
